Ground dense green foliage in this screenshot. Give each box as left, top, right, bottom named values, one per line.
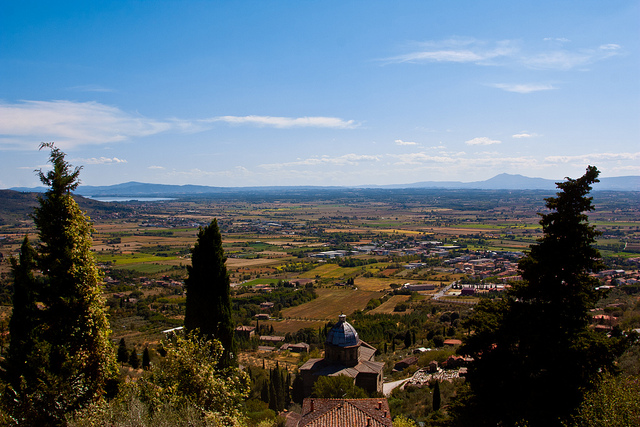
left=566, top=373, right=640, bottom=427
left=4, top=237, right=39, bottom=387
left=117, top=338, right=129, bottom=364
left=184, top=219, right=235, bottom=367
left=2, top=144, right=117, bottom=425
left=311, top=375, right=368, bottom=399
left=456, top=167, right=626, bottom=426
left=69, top=332, right=250, bottom=426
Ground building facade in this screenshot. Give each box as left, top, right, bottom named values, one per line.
left=299, top=314, right=384, bottom=396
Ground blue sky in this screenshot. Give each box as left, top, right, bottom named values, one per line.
left=1, top=1, right=638, bottom=188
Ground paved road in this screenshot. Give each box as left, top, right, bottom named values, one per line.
left=382, top=378, right=410, bottom=396
left=432, top=281, right=456, bottom=300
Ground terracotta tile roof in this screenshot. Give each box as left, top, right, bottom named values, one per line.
left=301, top=359, right=384, bottom=378
left=299, top=398, right=393, bottom=427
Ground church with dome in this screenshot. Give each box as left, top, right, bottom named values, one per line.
left=299, top=314, right=384, bottom=396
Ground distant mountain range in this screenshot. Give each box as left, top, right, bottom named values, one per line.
left=9, top=173, right=639, bottom=196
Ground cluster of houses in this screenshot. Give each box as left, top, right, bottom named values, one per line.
left=227, top=219, right=298, bottom=236
left=103, top=275, right=184, bottom=289
left=594, top=263, right=640, bottom=289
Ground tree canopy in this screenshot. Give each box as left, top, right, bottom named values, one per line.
left=456, top=166, right=623, bottom=426
left=311, top=375, right=368, bottom=399
left=184, top=219, right=235, bottom=367
left=2, top=144, right=117, bottom=425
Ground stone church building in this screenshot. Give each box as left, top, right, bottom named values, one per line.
left=299, top=314, right=384, bottom=396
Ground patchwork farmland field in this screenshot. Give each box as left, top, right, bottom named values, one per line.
left=281, top=288, right=381, bottom=320
left=369, top=295, right=411, bottom=314
left=262, top=319, right=327, bottom=334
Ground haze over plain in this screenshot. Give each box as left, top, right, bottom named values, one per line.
left=1, top=1, right=638, bottom=188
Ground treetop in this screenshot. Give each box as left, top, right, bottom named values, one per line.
left=37, top=142, right=82, bottom=196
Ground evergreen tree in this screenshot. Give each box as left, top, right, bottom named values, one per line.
left=285, top=371, right=292, bottom=408
left=4, top=144, right=117, bottom=424
left=291, top=373, right=304, bottom=404
left=4, top=237, right=39, bottom=389
left=184, top=219, right=235, bottom=367
left=268, top=379, right=277, bottom=412
left=457, top=166, right=622, bottom=426
left=142, top=346, right=151, bottom=370
left=261, top=380, right=269, bottom=404
left=117, top=338, right=129, bottom=365
left=432, top=380, right=441, bottom=412
left=129, top=348, right=140, bottom=369
left=268, top=364, right=285, bottom=412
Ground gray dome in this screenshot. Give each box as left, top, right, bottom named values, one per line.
left=326, top=314, right=359, bottom=347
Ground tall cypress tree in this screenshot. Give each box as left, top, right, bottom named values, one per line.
left=117, top=338, right=129, bottom=365
left=458, top=166, right=621, bottom=426
left=184, top=219, right=235, bottom=367
left=4, top=237, right=39, bottom=388
left=129, top=348, right=140, bottom=369
left=5, top=144, right=117, bottom=424
left=432, top=380, right=441, bottom=412
left=142, top=346, right=151, bottom=370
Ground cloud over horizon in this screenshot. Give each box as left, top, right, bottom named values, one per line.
left=465, top=137, right=501, bottom=146
left=204, top=115, right=357, bottom=129
left=73, top=156, right=128, bottom=165
left=0, top=101, right=358, bottom=149
left=384, top=38, right=622, bottom=71
left=395, top=139, right=418, bottom=146
left=491, top=83, right=555, bottom=93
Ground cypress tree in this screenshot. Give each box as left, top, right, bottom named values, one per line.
left=432, top=380, right=441, bottom=412
left=184, top=219, right=235, bottom=367
left=4, top=236, right=39, bottom=388
left=268, top=379, right=277, bottom=412
left=129, top=348, right=140, bottom=369
left=404, top=330, right=412, bottom=348
left=142, top=346, right=151, bottom=370
left=117, top=338, right=129, bottom=365
left=260, top=380, right=269, bottom=404
left=458, top=166, right=622, bottom=426
left=285, top=371, right=291, bottom=407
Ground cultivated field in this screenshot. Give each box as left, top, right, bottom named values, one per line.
left=369, top=295, right=411, bottom=315
left=281, top=288, right=381, bottom=320
left=262, top=319, right=327, bottom=334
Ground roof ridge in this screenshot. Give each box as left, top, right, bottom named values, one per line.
left=304, top=399, right=389, bottom=426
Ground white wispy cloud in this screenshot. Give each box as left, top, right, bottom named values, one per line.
left=0, top=100, right=358, bottom=149
left=383, top=38, right=516, bottom=65
left=68, top=85, right=115, bottom=93
left=388, top=150, right=536, bottom=172
left=260, top=153, right=380, bottom=169
left=491, top=83, right=555, bottom=93
left=395, top=139, right=418, bottom=146
left=148, top=165, right=165, bottom=170
left=544, top=37, right=571, bottom=43
left=73, top=157, right=127, bottom=165
left=465, top=137, right=501, bottom=146
left=512, top=132, right=539, bottom=138
left=204, top=115, right=358, bottom=129
left=545, top=152, right=640, bottom=163
left=0, top=100, right=171, bottom=149
left=523, top=44, right=621, bottom=70
left=384, top=38, right=622, bottom=71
